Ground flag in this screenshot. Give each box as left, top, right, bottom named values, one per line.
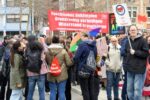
left=89, top=28, right=101, bottom=37
left=69, top=32, right=82, bottom=52
left=137, top=15, right=147, bottom=22
left=69, top=39, right=82, bottom=52
left=70, top=32, right=82, bottom=47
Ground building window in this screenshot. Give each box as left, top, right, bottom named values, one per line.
left=22, top=15, right=28, bottom=22
left=6, top=14, right=28, bottom=23
left=147, top=7, right=150, bottom=18
left=128, top=7, right=137, bottom=23
left=6, top=0, right=28, bottom=7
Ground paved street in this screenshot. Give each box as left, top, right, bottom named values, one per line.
left=31, top=84, right=121, bottom=100
left=31, top=87, right=82, bottom=100
left=72, top=85, right=122, bottom=100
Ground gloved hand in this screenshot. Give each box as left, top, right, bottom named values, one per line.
left=100, top=60, right=105, bottom=67
left=130, top=49, right=135, bottom=55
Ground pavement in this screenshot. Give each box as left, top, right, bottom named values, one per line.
left=71, top=84, right=122, bottom=100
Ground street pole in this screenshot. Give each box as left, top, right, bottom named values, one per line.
left=3, top=0, right=6, bottom=37
left=19, top=0, right=22, bottom=35
left=140, top=0, right=144, bottom=29
left=32, top=0, right=35, bottom=34
left=26, top=0, right=32, bottom=36
left=106, top=0, right=109, bottom=12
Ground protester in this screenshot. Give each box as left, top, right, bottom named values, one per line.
left=20, top=37, right=28, bottom=100
left=47, top=36, right=73, bottom=100
left=26, top=35, right=49, bottom=100
left=124, top=25, right=149, bottom=100
left=38, top=36, right=50, bottom=94
left=105, top=36, right=122, bottom=100
left=9, top=40, right=26, bottom=100
left=74, top=33, right=100, bottom=100
left=142, top=35, right=150, bottom=100
left=120, top=33, right=129, bottom=100
left=0, top=36, right=12, bottom=100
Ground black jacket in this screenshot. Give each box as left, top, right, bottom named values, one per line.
left=124, top=35, right=149, bottom=74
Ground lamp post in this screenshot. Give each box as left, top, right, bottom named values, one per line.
left=106, top=0, right=109, bottom=12
left=19, top=0, right=22, bottom=35
left=3, top=0, right=6, bottom=37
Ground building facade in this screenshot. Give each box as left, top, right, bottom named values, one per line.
left=74, top=0, right=150, bottom=31
left=0, top=0, right=31, bottom=36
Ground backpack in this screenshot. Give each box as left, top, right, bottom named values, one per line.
left=85, top=50, right=96, bottom=71
left=78, top=45, right=96, bottom=78
left=26, top=50, right=42, bottom=73
left=49, top=51, right=62, bottom=77
left=49, top=56, right=61, bottom=76
left=144, top=57, right=150, bottom=86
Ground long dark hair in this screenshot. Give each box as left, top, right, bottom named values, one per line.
left=27, top=35, right=43, bottom=52
left=28, top=41, right=43, bottom=52
left=10, top=41, right=21, bottom=67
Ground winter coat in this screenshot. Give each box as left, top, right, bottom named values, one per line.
left=74, top=40, right=97, bottom=71
left=10, top=54, right=26, bottom=89
left=47, top=44, right=73, bottom=83
left=124, top=35, right=149, bottom=74
left=0, top=44, right=4, bottom=61
left=120, top=37, right=128, bottom=68
left=105, top=43, right=122, bottom=73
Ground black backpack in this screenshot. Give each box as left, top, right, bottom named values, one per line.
left=26, top=49, right=42, bottom=73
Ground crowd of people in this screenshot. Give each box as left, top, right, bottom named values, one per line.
left=0, top=24, right=150, bottom=100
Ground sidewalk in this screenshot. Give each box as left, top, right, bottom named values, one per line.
left=71, top=85, right=122, bottom=100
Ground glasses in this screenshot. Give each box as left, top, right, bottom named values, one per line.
left=112, top=41, right=117, bottom=42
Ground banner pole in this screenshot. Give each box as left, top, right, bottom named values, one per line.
left=126, top=26, right=132, bottom=49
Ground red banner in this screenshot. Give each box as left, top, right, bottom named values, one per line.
left=48, top=10, right=109, bottom=33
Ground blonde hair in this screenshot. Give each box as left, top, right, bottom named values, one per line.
left=110, top=36, right=118, bottom=43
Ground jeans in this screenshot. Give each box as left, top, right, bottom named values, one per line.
left=79, top=75, right=100, bottom=100
left=127, top=72, right=145, bottom=100
left=10, top=89, right=23, bottom=100
left=27, top=74, right=45, bottom=100
left=121, top=71, right=129, bottom=100
left=49, top=80, right=67, bottom=100
left=106, top=71, right=120, bottom=100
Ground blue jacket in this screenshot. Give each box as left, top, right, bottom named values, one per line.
left=120, top=37, right=128, bottom=68
left=74, top=40, right=97, bottom=71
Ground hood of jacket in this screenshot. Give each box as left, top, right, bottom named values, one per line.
left=48, top=43, right=64, bottom=55
left=130, top=33, right=142, bottom=41
left=80, top=40, right=96, bottom=49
